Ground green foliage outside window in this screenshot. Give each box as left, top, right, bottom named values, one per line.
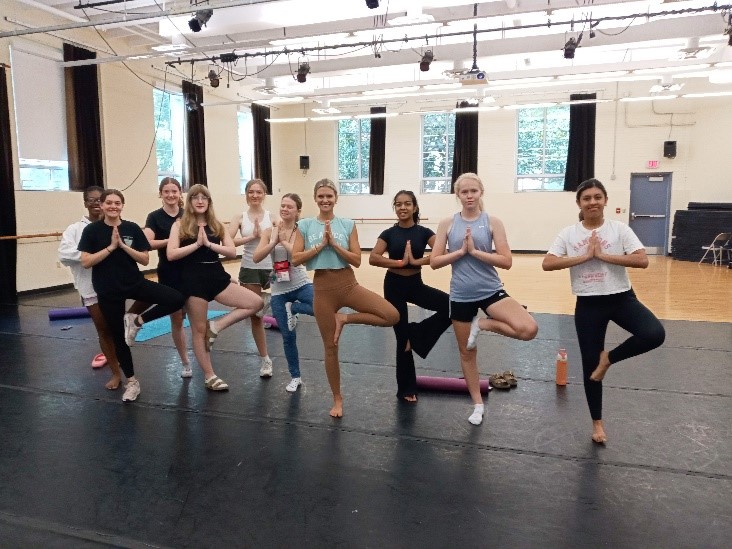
left=421, top=113, right=454, bottom=193
left=338, top=118, right=370, bottom=194
left=516, top=106, right=569, bottom=191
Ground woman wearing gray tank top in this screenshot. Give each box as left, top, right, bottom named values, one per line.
left=431, top=173, right=538, bottom=426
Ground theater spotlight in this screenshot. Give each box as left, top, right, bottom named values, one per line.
left=296, top=61, right=310, bottom=83
left=563, top=32, right=582, bottom=59
left=208, top=69, right=220, bottom=88
left=366, top=0, right=379, bottom=8
left=188, top=9, right=213, bottom=32
left=420, top=50, right=434, bottom=72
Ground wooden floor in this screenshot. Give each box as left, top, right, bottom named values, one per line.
left=222, top=254, right=731, bottom=323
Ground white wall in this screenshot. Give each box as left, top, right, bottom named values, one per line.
left=4, top=39, right=731, bottom=292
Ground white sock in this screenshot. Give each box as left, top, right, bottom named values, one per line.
left=468, top=404, right=484, bottom=425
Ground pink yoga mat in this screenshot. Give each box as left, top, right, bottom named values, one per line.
left=262, top=315, right=279, bottom=329
left=416, top=376, right=491, bottom=394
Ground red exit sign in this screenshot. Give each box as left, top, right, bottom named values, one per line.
left=647, top=160, right=659, bottom=169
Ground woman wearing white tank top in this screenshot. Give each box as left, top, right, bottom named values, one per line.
left=431, top=173, right=537, bottom=426
left=228, top=179, right=277, bottom=378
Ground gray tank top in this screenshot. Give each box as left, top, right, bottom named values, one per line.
left=447, top=211, right=503, bottom=302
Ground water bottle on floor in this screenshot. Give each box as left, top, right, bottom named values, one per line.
left=555, top=348, right=568, bottom=386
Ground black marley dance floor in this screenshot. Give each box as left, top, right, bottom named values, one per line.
left=0, top=289, right=730, bottom=548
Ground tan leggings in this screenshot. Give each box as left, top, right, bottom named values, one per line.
left=313, top=268, right=399, bottom=396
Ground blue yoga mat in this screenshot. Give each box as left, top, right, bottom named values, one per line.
left=135, top=310, right=227, bottom=342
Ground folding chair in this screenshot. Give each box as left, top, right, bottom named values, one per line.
left=699, top=232, right=732, bottom=265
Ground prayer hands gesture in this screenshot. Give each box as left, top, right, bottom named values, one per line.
left=587, top=230, right=602, bottom=259
left=464, top=227, right=475, bottom=255
left=269, top=220, right=281, bottom=245
left=197, top=224, right=210, bottom=249
left=109, top=226, right=122, bottom=250
left=252, top=218, right=261, bottom=238
left=402, top=240, right=415, bottom=266
left=323, top=220, right=334, bottom=247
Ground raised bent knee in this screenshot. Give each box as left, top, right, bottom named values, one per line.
left=516, top=319, right=538, bottom=341
left=384, top=305, right=400, bottom=327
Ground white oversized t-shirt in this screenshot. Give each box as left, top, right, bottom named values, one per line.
left=547, top=220, right=644, bottom=296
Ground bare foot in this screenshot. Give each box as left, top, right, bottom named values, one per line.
left=333, top=313, right=348, bottom=346
left=105, top=374, right=121, bottom=390
left=329, top=395, right=343, bottom=418
left=590, top=350, right=611, bottom=382
left=404, top=340, right=411, bottom=352
left=402, top=394, right=417, bottom=403
left=592, top=420, right=608, bottom=444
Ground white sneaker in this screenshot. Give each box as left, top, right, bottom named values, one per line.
left=124, top=313, right=141, bottom=346
left=256, top=293, right=272, bottom=319
left=122, top=379, right=140, bottom=402
left=285, top=302, right=298, bottom=331
left=259, top=356, right=273, bottom=377
left=466, top=315, right=481, bottom=351
left=285, top=377, right=302, bottom=392
left=181, top=365, right=193, bottom=378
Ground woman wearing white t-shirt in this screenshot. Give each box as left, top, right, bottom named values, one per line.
left=542, top=179, right=665, bottom=444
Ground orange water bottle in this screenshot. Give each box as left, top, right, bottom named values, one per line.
left=555, top=348, right=568, bottom=386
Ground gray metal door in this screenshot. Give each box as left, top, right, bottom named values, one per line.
left=629, top=173, right=672, bottom=255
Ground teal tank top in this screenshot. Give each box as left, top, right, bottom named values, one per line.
left=297, top=216, right=355, bottom=270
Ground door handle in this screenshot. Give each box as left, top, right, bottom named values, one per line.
left=630, top=213, right=666, bottom=220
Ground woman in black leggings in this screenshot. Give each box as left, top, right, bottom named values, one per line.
left=369, top=190, right=450, bottom=402
left=542, top=179, right=665, bottom=443
left=79, top=189, right=185, bottom=403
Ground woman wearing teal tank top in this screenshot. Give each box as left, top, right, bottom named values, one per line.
left=293, top=179, right=399, bottom=418
left=431, top=173, right=538, bottom=426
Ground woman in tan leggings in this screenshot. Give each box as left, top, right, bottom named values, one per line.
left=292, top=179, right=399, bottom=418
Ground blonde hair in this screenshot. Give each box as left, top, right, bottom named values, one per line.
left=244, top=179, right=268, bottom=205
left=313, top=178, right=338, bottom=198
left=453, top=172, right=485, bottom=211
left=179, top=184, right=226, bottom=241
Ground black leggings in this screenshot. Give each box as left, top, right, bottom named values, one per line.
left=98, top=279, right=185, bottom=379
left=383, top=271, right=451, bottom=398
left=574, top=289, right=665, bottom=420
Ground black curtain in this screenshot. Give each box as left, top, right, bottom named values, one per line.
left=251, top=103, right=272, bottom=193
left=63, top=44, right=104, bottom=192
left=181, top=79, right=207, bottom=188
left=0, top=67, right=18, bottom=303
left=564, top=93, right=596, bottom=192
left=368, top=106, right=386, bottom=194
left=450, top=101, right=479, bottom=192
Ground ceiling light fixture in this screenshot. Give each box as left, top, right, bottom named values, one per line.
left=188, top=9, right=212, bottom=33
left=388, top=4, right=435, bottom=26
left=208, top=69, right=219, bottom=88
left=563, top=33, right=582, bottom=59
left=420, top=50, right=434, bottom=72
left=296, top=61, right=310, bottom=83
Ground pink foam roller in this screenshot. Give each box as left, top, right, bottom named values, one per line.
left=262, top=315, right=279, bottom=329
left=416, top=375, right=490, bottom=394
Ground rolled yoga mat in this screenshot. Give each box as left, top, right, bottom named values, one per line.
left=262, top=315, right=279, bottom=329
left=48, top=307, right=90, bottom=320
left=416, top=376, right=490, bottom=394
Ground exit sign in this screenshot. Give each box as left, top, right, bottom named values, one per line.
left=647, top=160, right=659, bottom=169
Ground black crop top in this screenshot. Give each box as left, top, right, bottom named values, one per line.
left=377, top=224, right=435, bottom=269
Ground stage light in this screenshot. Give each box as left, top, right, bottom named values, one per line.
left=419, top=50, right=434, bottom=72
left=563, top=33, right=582, bottom=60
left=188, top=9, right=212, bottom=33
left=366, top=1, right=379, bottom=9
left=208, top=69, right=220, bottom=88
left=296, top=61, right=310, bottom=83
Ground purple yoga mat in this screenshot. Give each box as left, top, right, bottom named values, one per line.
left=48, top=307, right=90, bottom=320
left=416, top=376, right=490, bottom=394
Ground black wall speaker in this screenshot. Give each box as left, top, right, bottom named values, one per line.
left=663, top=141, right=677, bottom=159
left=299, top=155, right=310, bottom=170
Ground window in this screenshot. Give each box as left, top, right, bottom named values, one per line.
left=516, top=106, right=570, bottom=191
left=153, top=88, right=186, bottom=185
left=237, top=110, right=254, bottom=193
left=421, top=113, right=455, bottom=193
left=338, top=118, right=370, bottom=194
left=10, top=43, right=69, bottom=191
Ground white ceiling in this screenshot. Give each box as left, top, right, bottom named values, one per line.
left=4, top=0, right=732, bottom=111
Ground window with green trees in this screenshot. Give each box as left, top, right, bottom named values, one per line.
left=153, top=88, right=186, bottom=185
left=237, top=110, right=254, bottom=193
left=516, top=106, right=570, bottom=191
left=338, top=118, right=370, bottom=194
left=421, top=113, right=455, bottom=193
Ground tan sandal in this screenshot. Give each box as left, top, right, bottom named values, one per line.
left=488, top=373, right=511, bottom=390
left=205, top=320, right=218, bottom=352
left=502, top=371, right=518, bottom=388
left=205, top=376, right=229, bottom=391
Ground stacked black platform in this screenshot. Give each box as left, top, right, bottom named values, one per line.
left=671, top=203, right=732, bottom=262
